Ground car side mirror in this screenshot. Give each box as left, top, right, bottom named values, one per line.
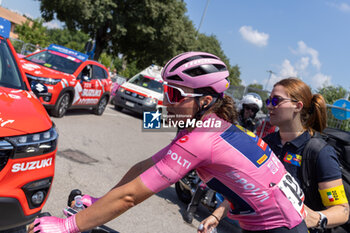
left=82, top=75, right=91, bottom=82
left=31, top=81, right=48, bottom=96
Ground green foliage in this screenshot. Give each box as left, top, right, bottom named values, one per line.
left=317, top=85, right=349, bottom=104
left=317, top=85, right=350, bottom=132
left=37, top=0, right=240, bottom=84
left=98, top=53, right=113, bottom=70
left=14, top=18, right=50, bottom=47
left=118, top=61, right=140, bottom=79
left=195, top=33, right=241, bottom=86
left=46, top=28, right=89, bottom=53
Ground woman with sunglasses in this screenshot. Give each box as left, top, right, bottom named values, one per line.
left=263, top=78, right=349, bottom=233
left=28, top=53, right=307, bottom=233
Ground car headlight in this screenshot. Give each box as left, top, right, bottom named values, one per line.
left=145, top=97, right=157, bottom=105
left=6, top=126, right=58, bottom=158
left=26, top=74, right=61, bottom=85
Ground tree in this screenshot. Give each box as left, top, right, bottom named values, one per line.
left=14, top=18, right=50, bottom=47
left=47, top=28, right=89, bottom=53
left=195, top=33, right=241, bottom=86
left=317, top=85, right=349, bottom=104
left=38, top=0, right=197, bottom=64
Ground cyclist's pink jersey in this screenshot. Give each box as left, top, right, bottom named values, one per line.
left=140, top=114, right=304, bottom=231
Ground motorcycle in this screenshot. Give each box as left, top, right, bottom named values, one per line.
left=175, top=170, right=238, bottom=227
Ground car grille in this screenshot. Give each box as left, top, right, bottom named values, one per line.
left=0, top=141, right=13, bottom=172
left=125, top=90, right=145, bottom=100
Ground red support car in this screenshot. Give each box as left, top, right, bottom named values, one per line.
left=0, top=17, right=58, bottom=231
left=20, top=44, right=112, bottom=117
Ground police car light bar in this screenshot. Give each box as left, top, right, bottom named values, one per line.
left=48, top=44, right=89, bottom=61
left=0, top=17, right=11, bottom=39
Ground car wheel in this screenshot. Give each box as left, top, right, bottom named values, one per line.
left=94, top=96, right=108, bottom=115
left=114, top=104, right=123, bottom=111
left=51, top=93, right=70, bottom=118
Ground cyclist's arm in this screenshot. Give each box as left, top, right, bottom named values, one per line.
left=305, top=179, right=349, bottom=228
left=112, top=157, right=155, bottom=188
left=75, top=176, right=154, bottom=231
left=112, top=144, right=172, bottom=188
left=75, top=141, right=205, bottom=232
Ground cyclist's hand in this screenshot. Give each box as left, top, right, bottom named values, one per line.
left=70, top=194, right=100, bottom=208
left=81, top=194, right=100, bottom=207
left=197, top=215, right=219, bottom=233
left=27, top=216, right=79, bottom=233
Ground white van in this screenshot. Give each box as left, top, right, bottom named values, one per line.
left=112, top=65, right=164, bottom=114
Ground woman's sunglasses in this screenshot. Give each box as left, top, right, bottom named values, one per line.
left=265, top=96, right=298, bottom=107
left=163, top=83, right=203, bottom=104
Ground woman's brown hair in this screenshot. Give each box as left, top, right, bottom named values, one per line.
left=274, top=78, right=327, bottom=133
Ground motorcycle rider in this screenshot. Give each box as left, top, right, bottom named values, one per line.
left=238, top=92, right=263, bottom=132
left=28, top=52, right=308, bottom=233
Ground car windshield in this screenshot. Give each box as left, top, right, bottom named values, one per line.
left=129, top=74, right=163, bottom=93
left=0, top=38, right=25, bottom=90
left=25, top=50, right=82, bottom=74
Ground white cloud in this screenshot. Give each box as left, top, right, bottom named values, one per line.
left=280, top=59, right=298, bottom=78
left=43, top=21, right=62, bottom=29
left=296, top=57, right=310, bottom=71
left=312, top=73, right=332, bottom=88
left=239, top=26, right=269, bottom=47
left=328, top=2, right=350, bottom=12
left=292, top=41, right=321, bottom=70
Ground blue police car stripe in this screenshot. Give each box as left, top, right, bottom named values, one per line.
left=220, top=125, right=271, bottom=168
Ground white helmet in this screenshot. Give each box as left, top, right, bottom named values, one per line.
left=238, top=92, right=263, bottom=111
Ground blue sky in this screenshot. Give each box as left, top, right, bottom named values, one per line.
left=3, top=0, right=350, bottom=93
left=184, top=0, right=350, bottom=92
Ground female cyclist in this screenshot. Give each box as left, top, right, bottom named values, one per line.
left=263, top=78, right=349, bottom=233
left=28, top=52, right=308, bottom=233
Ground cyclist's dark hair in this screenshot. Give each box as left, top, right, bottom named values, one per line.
left=194, top=87, right=237, bottom=124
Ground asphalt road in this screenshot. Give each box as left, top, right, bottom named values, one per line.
left=42, top=104, right=241, bottom=233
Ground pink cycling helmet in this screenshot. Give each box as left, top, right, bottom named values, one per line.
left=162, top=52, right=230, bottom=94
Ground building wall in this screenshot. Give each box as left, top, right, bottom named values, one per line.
left=0, top=6, right=31, bottom=38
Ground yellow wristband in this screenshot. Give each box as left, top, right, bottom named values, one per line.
left=319, top=184, right=348, bottom=206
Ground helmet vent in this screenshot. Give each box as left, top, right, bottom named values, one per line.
left=166, top=75, right=183, bottom=81
left=184, top=64, right=227, bottom=77
left=169, top=55, right=216, bottom=72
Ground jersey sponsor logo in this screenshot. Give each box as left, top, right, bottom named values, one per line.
left=11, top=158, right=53, bottom=172
left=179, top=136, right=189, bottom=143
left=166, top=149, right=191, bottom=169
left=257, top=138, right=267, bottom=151
left=257, top=154, right=268, bottom=165
left=221, top=125, right=271, bottom=168
left=283, top=152, right=302, bottom=167
left=267, top=157, right=280, bottom=174
left=235, top=124, right=258, bottom=141
left=225, top=171, right=270, bottom=203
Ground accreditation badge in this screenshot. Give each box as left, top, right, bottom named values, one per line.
left=283, top=152, right=302, bottom=167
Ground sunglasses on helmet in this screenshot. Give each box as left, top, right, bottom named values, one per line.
left=265, top=96, right=298, bottom=107
left=243, top=104, right=259, bottom=113
left=163, top=83, right=203, bottom=104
